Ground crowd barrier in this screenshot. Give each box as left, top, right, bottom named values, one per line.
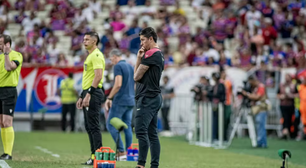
left=167, top=94, right=282, bottom=140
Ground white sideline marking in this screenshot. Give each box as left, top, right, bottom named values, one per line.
left=35, top=146, right=60, bottom=158
left=0, top=160, right=11, bottom=168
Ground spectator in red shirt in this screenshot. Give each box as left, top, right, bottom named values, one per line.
left=1, top=0, right=11, bottom=10
left=262, top=17, right=277, bottom=45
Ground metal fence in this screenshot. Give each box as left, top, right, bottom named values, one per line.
left=168, top=93, right=283, bottom=138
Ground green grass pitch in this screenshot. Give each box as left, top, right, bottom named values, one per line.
left=1, top=132, right=306, bottom=168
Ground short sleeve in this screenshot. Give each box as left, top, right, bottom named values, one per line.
left=114, top=64, right=122, bottom=77
left=11, top=52, right=23, bottom=66
left=141, top=52, right=159, bottom=67
left=91, top=52, right=105, bottom=70
left=257, top=85, right=265, bottom=96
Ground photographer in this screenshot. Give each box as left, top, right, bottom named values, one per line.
left=191, top=76, right=211, bottom=102
left=241, top=75, right=269, bottom=148
left=207, top=72, right=226, bottom=141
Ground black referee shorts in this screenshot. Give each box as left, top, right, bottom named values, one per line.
left=81, top=88, right=104, bottom=154
left=0, top=87, right=17, bottom=117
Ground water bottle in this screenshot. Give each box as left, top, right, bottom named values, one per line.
left=133, top=148, right=139, bottom=156
left=109, top=163, right=114, bottom=168
left=95, top=149, right=102, bottom=160
left=102, top=150, right=109, bottom=160
left=97, top=162, right=102, bottom=168
left=109, top=150, right=115, bottom=161
left=102, top=162, right=108, bottom=168
left=127, top=146, right=133, bottom=155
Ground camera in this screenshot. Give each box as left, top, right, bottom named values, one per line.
left=191, top=84, right=205, bottom=101
left=191, top=75, right=212, bottom=101
left=191, top=84, right=212, bottom=101
left=237, top=81, right=252, bottom=107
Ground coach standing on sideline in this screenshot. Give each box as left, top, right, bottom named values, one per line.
left=134, top=27, right=164, bottom=168
left=0, top=35, right=23, bottom=160
left=76, top=32, right=105, bottom=165
left=105, top=49, right=135, bottom=160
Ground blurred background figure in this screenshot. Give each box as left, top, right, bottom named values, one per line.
left=208, top=72, right=225, bottom=141
left=277, top=74, right=298, bottom=140
left=220, top=68, right=233, bottom=141
left=298, top=76, right=306, bottom=140
left=160, top=76, right=175, bottom=137
left=58, top=72, right=78, bottom=132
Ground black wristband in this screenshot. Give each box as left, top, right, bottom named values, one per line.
left=79, top=90, right=84, bottom=99
left=107, top=97, right=113, bottom=100
left=88, top=86, right=96, bottom=95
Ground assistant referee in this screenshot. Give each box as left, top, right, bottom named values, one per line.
left=76, top=32, right=105, bottom=165
left=0, top=34, right=23, bottom=160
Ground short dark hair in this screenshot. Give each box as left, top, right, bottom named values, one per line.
left=212, top=72, right=220, bottom=80
left=139, top=27, right=157, bottom=43
left=68, top=72, right=73, bottom=78
left=248, top=75, right=257, bottom=81
left=85, top=31, right=100, bottom=46
left=286, top=43, right=293, bottom=48
left=0, top=34, right=12, bottom=46
left=200, top=76, right=209, bottom=81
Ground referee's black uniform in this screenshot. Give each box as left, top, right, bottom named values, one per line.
left=135, top=48, right=164, bottom=168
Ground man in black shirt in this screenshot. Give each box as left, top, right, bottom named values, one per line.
left=133, top=27, right=164, bottom=168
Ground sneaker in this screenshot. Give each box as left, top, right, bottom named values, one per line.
left=116, top=152, right=127, bottom=161
left=81, top=158, right=93, bottom=165
left=118, top=155, right=127, bottom=161
left=0, top=154, right=12, bottom=160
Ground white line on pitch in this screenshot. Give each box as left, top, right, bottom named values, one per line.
left=0, top=160, right=11, bottom=168
left=35, top=146, right=60, bottom=158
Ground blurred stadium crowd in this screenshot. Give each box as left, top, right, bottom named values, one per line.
left=0, top=0, right=305, bottom=71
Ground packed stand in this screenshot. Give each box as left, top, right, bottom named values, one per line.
left=0, top=0, right=304, bottom=71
